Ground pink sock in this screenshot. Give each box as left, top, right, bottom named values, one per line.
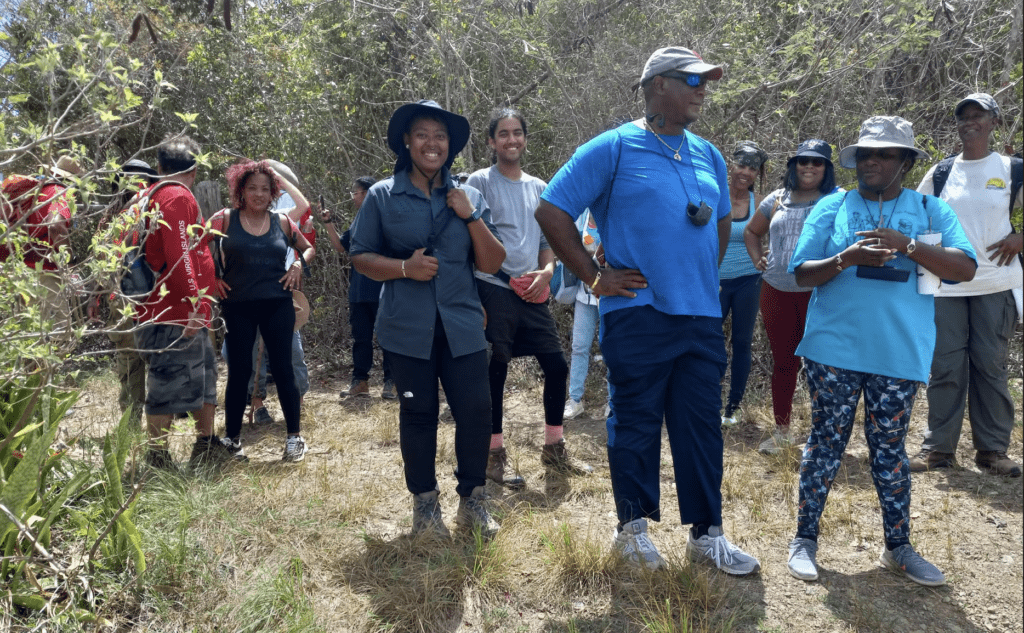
left=490, top=434, right=503, bottom=449
left=544, top=425, right=563, bottom=445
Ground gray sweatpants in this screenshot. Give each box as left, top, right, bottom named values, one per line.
left=924, top=290, right=1017, bottom=453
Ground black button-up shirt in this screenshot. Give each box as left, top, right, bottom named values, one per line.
left=350, top=168, right=500, bottom=360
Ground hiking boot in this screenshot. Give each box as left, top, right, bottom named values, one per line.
left=456, top=486, right=500, bottom=536
left=189, top=435, right=234, bottom=469
left=541, top=439, right=593, bottom=475
left=381, top=379, right=397, bottom=400
left=563, top=398, right=584, bottom=420
left=879, top=544, right=945, bottom=586
left=909, top=449, right=956, bottom=472
left=758, top=428, right=793, bottom=455
left=686, top=525, right=760, bottom=576
left=787, top=537, right=819, bottom=581
left=145, top=447, right=179, bottom=473
left=412, top=490, right=450, bottom=537
left=486, top=447, right=526, bottom=489
left=253, top=406, right=274, bottom=425
left=345, top=378, right=369, bottom=398
left=220, top=436, right=250, bottom=463
left=282, top=435, right=308, bottom=462
left=612, top=518, right=666, bottom=570
left=975, top=451, right=1021, bottom=477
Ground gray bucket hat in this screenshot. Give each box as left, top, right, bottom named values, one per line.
left=640, top=47, right=723, bottom=86
left=954, top=93, right=1000, bottom=119
left=837, top=116, right=930, bottom=169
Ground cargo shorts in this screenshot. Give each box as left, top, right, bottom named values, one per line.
left=135, top=324, right=218, bottom=416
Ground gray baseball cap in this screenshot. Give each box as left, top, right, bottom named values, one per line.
left=954, top=93, right=1000, bottom=119
left=640, top=47, right=723, bottom=86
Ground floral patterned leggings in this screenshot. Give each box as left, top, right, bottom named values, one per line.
left=797, top=359, right=920, bottom=549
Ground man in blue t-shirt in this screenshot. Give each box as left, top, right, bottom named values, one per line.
left=536, top=47, right=760, bottom=575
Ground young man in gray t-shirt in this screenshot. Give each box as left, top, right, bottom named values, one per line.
left=468, top=109, right=592, bottom=488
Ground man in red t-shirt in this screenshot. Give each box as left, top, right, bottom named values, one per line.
left=134, top=135, right=233, bottom=471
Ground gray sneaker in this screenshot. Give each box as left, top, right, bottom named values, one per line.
left=412, top=490, right=450, bottom=537
left=787, top=537, right=819, bottom=581
left=456, top=486, right=500, bottom=536
left=686, top=525, right=760, bottom=576
left=879, top=544, right=945, bottom=586
left=282, top=435, right=307, bottom=462
left=612, top=518, right=666, bottom=570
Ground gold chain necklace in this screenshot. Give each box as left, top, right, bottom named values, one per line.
left=647, top=121, right=685, bottom=161
left=241, top=210, right=270, bottom=235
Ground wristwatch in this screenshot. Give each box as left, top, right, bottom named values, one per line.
left=463, top=207, right=484, bottom=225
left=905, top=238, right=917, bottom=255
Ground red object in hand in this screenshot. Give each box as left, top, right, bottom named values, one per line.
left=509, top=275, right=550, bottom=303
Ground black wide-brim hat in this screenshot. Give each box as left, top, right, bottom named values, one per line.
left=387, top=99, right=471, bottom=173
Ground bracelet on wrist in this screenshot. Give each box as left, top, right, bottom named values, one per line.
left=401, top=259, right=407, bottom=278
left=835, top=254, right=844, bottom=272
left=590, top=271, right=602, bottom=290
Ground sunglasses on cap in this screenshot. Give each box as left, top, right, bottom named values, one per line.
left=795, top=157, right=825, bottom=167
left=660, top=71, right=707, bottom=88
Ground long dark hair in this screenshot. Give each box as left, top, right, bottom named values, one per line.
left=487, top=108, right=528, bottom=165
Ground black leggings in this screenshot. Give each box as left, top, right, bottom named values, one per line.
left=488, top=351, right=568, bottom=434
left=223, top=298, right=300, bottom=438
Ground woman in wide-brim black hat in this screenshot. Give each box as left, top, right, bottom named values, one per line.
left=350, top=100, right=506, bottom=538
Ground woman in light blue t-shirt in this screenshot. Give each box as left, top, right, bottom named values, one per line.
left=784, top=116, right=976, bottom=588
left=718, top=141, right=768, bottom=426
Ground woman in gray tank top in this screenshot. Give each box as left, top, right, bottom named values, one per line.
left=743, top=140, right=841, bottom=455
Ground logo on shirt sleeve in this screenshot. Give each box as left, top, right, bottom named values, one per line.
left=985, top=178, right=1006, bottom=190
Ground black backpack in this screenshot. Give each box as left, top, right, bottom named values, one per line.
left=119, top=181, right=176, bottom=299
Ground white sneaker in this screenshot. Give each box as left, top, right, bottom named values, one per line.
left=612, top=518, right=666, bottom=570
left=787, top=537, right=819, bottom=580
left=721, top=414, right=740, bottom=427
left=686, top=525, right=760, bottom=576
left=282, top=435, right=307, bottom=462
left=758, top=428, right=793, bottom=455
left=563, top=398, right=585, bottom=420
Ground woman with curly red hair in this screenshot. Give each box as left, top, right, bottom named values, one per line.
left=209, top=160, right=315, bottom=462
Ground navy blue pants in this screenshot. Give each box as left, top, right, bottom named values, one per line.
left=601, top=306, right=727, bottom=526
left=350, top=301, right=389, bottom=381
left=719, top=273, right=761, bottom=414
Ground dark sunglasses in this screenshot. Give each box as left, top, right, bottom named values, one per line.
left=661, top=71, right=706, bottom=88
left=795, top=157, right=826, bottom=167
left=855, top=148, right=902, bottom=162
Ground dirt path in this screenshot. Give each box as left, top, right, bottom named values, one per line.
left=63, top=363, right=1023, bottom=632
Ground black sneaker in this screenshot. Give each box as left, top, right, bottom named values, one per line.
left=145, top=447, right=180, bottom=474
left=381, top=379, right=397, bottom=400
left=189, top=435, right=235, bottom=469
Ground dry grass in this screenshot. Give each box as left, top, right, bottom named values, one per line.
left=42, top=338, right=1024, bottom=632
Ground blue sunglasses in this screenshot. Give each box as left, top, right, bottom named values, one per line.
left=661, top=71, right=706, bottom=88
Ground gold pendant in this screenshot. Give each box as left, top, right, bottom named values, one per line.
left=673, top=152, right=681, bottom=160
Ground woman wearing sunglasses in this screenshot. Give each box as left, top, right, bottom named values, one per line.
left=743, top=139, right=840, bottom=454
